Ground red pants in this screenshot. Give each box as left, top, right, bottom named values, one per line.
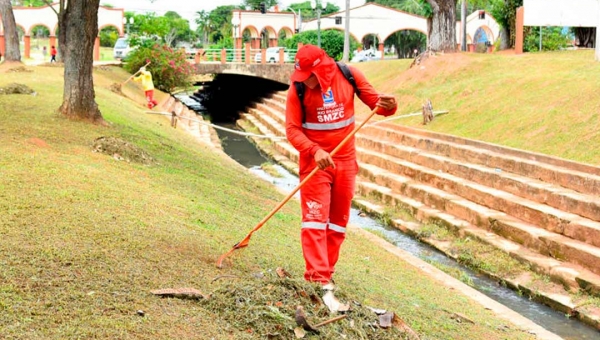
left=145, top=90, right=158, bottom=109
left=300, top=159, right=358, bottom=283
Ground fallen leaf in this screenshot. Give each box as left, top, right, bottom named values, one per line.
left=392, top=313, right=420, bottom=340
left=276, top=267, right=292, bottom=278
left=294, top=327, right=306, bottom=338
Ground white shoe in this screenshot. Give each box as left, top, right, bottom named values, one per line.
left=322, top=290, right=341, bottom=313
left=322, top=283, right=349, bottom=313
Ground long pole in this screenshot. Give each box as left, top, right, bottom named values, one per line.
left=317, top=7, right=322, bottom=48
left=461, top=0, right=467, bottom=51
left=342, top=0, right=350, bottom=62
left=597, top=2, right=600, bottom=61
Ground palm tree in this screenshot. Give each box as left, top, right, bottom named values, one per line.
left=195, top=10, right=210, bottom=46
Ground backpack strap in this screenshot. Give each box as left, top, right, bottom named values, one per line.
left=295, top=62, right=360, bottom=124
left=335, top=61, right=361, bottom=96
left=293, top=81, right=306, bottom=123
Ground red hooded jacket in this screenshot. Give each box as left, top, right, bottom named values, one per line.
left=285, top=64, right=395, bottom=171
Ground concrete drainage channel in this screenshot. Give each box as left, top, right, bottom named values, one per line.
left=174, top=93, right=600, bottom=339
left=248, top=164, right=597, bottom=340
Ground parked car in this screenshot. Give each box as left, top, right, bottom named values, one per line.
left=254, top=47, right=291, bottom=63
left=113, top=38, right=134, bottom=59
left=350, top=49, right=380, bottom=63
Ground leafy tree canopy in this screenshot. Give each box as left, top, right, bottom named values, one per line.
left=284, top=29, right=358, bottom=61
left=242, top=0, right=278, bottom=11
left=286, top=1, right=340, bottom=21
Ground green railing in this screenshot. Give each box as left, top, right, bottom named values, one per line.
left=187, top=48, right=297, bottom=64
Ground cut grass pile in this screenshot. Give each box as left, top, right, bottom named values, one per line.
left=0, top=62, right=538, bottom=339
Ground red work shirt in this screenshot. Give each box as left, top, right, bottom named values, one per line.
left=285, top=65, right=395, bottom=171
left=51, top=48, right=57, bottom=56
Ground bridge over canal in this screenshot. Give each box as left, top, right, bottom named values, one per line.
left=194, top=62, right=294, bottom=85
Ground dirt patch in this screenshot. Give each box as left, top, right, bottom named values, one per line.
left=38, top=62, right=64, bottom=67
left=6, top=66, right=33, bottom=73
left=401, top=52, right=473, bottom=84
left=92, top=136, right=153, bottom=165
left=29, top=138, right=49, bottom=148
left=0, top=83, right=36, bottom=95
left=188, top=271, right=412, bottom=339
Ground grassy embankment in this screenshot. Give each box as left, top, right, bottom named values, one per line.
left=0, top=62, right=539, bottom=338
left=355, top=49, right=600, bottom=165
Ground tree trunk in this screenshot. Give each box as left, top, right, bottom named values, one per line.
left=498, top=27, right=509, bottom=50
left=426, top=0, right=457, bottom=52
left=59, top=0, right=103, bottom=123
left=57, top=9, right=67, bottom=62
left=574, top=27, right=596, bottom=48
left=0, top=0, right=21, bottom=61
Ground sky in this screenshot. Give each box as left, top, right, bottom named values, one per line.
left=106, top=0, right=366, bottom=29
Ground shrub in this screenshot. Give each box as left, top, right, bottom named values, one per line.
left=124, top=44, right=195, bottom=92
left=99, top=27, right=119, bottom=47
left=524, top=27, right=571, bottom=52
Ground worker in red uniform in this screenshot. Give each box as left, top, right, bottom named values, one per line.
left=285, top=44, right=397, bottom=310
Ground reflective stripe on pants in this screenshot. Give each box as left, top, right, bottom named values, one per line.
left=300, top=159, right=358, bottom=283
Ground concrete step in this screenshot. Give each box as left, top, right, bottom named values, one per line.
left=356, top=137, right=600, bottom=223
left=354, top=197, right=600, bottom=295
left=264, top=96, right=287, bottom=116
left=352, top=196, right=600, bottom=298
left=248, top=106, right=286, bottom=138
left=373, top=123, right=600, bottom=176
left=240, top=113, right=298, bottom=163
left=268, top=91, right=287, bottom=106
left=360, top=124, right=600, bottom=196
left=356, top=164, right=600, bottom=277
left=357, top=146, right=600, bottom=248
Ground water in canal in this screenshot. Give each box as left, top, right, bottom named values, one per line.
left=181, top=91, right=599, bottom=339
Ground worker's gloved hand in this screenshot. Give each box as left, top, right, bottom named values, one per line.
left=314, top=149, right=335, bottom=170
left=376, top=94, right=397, bottom=116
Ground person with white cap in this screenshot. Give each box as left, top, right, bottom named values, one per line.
left=285, top=44, right=397, bottom=311
left=133, top=66, right=159, bottom=109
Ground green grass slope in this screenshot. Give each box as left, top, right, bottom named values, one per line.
left=354, top=50, right=600, bottom=165
left=0, top=63, right=538, bottom=339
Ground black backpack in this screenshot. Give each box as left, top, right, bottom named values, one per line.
left=294, top=61, right=361, bottom=123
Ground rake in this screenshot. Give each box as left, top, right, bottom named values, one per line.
left=216, top=108, right=379, bottom=268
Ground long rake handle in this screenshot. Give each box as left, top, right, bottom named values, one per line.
left=121, top=61, right=151, bottom=86
left=216, top=109, right=379, bottom=268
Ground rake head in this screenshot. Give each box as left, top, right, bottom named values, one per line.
left=215, top=239, right=250, bottom=269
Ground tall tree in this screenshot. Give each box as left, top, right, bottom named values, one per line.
left=206, top=5, right=237, bottom=43
left=58, top=0, right=103, bottom=123
left=243, top=0, right=278, bottom=11
left=490, top=0, right=521, bottom=49
left=195, top=10, right=210, bottom=46
left=425, top=0, right=457, bottom=52
left=286, top=1, right=340, bottom=21
left=367, top=0, right=458, bottom=52
left=0, top=0, right=21, bottom=61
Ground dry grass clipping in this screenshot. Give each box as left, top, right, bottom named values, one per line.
left=198, top=271, right=411, bottom=339
left=92, top=136, right=153, bottom=165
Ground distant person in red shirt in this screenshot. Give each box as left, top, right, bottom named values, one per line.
left=285, top=44, right=397, bottom=311
left=50, top=46, right=57, bottom=63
